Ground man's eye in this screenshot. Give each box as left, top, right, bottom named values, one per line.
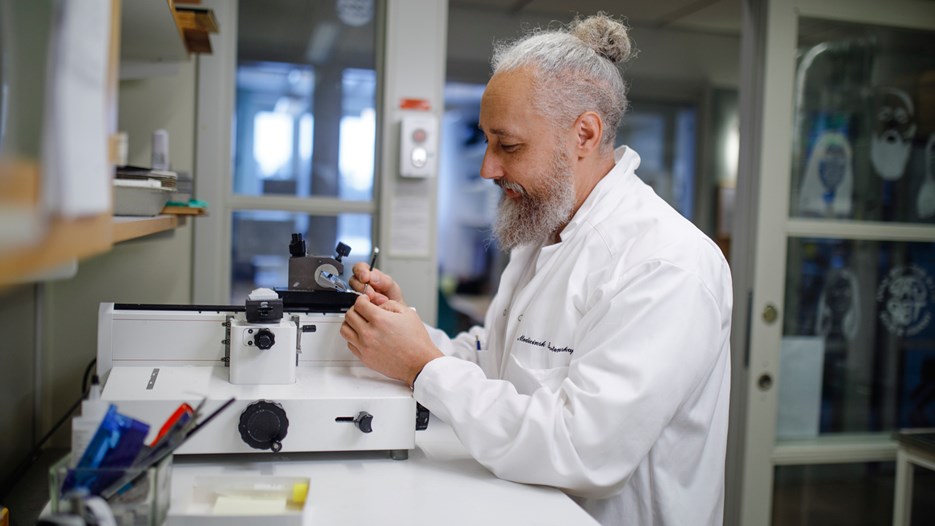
left=895, top=109, right=908, bottom=124
left=501, top=143, right=519, bottom=152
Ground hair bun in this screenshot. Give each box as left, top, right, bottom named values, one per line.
left=570, top=13, right=633, bottom=65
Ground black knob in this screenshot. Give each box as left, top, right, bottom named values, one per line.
left=289, top=233, right=306, bottom=258
left=334, top=242, right=351, bottom=262
left=415, top=403, right=430, bottom=431
left=354, top=411, right=373, bottom=433
left=238, top=400, right=289, bottom=451
left=254, top=329, right=275, bottom=350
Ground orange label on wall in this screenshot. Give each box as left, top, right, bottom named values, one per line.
left=400, top=98, right=431, bottom=111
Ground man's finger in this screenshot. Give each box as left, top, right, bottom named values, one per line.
left=339, top=321, right=358, bottom=343
left=348, top=275, right=366, bottom=293
left=380, top=300, right=406, bottom=314
left=352, top=262, right=372, bottom=285
left=352, top=294, right=383, bottom=320
left=343, top=305, right=368, bottom=328
left=358, top=266, right=390, bottom=291
left=346, top=341, right=362, bottom=358
left=368, top=290, right=389, bottom=305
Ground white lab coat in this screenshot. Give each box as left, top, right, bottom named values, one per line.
left=416, top=146, right=732, bottom=525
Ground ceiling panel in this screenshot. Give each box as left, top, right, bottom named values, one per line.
left=449, top=0, right=530, bottom=10
left=669, top=0, right=742, bottom=34
left=236, top=0, right=741, bottom=72
left=451, top=0, right=741, bottom=33
left=522, top=0, right=702, bottom=24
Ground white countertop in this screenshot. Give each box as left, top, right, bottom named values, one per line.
left=168, top=418, right=599, bottom=525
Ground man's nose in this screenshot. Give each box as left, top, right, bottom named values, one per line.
left=480, top=148, right=502, bottom=180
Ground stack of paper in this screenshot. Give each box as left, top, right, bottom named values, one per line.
left=113, top=166, right=177, bottom=216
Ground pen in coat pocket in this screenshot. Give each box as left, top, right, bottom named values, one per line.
left=476, top=335, right=481, bottom=351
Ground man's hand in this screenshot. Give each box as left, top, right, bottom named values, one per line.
left=349, top=262, right=404, bottom=306
left=340, top=295, right=443, bottom=386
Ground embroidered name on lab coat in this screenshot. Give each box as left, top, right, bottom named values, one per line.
left=517, top=334, right=574, bottom=354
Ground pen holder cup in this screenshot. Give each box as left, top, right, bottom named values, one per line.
left=49, top=453, right=173, bottom=526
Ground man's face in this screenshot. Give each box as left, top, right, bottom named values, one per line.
left=478, top=68, right=576, bottom=249
left=825, top=273, right=854, bottom=316
left=818, top=143, right=848, bottom=191
left=870, top=89, right=916, bottom=181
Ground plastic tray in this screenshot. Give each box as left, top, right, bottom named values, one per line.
left=114, top=185, right=173, bottom=216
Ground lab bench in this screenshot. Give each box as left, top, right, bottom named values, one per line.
left=46, top=420, right=598, bottom=525
left=169, top=420, right=597, bottom=525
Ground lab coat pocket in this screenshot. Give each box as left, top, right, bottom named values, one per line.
left=475, top=349, right=498, bottom=378
left=505, top=355, right=569, bottom=394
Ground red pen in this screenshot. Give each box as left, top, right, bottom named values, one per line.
left=150, top=403, right=194, bottom=446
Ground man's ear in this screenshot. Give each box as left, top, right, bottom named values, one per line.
left=574, top=111, right=604, bottom=157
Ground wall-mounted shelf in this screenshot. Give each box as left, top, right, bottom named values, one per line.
left=174, top=4, right=219, bottom=54
left=0, top=160, right=40, bottom=206
left=0, top=213, right=113, bottom=287
left=113, top=215, right=182, bottom=243
left=0, top=163, right=195, bottom=287
left=0, top=213, right=189, bottom=287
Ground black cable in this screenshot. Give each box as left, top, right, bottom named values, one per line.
left=0, top=358, right=97, bottom=501
left=82, top=359, right=97, bottom=395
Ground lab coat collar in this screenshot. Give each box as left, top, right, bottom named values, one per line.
left=557, top=145, right=641, bottom=243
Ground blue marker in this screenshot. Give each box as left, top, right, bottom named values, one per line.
left=476, top=336, right=481, bottom=351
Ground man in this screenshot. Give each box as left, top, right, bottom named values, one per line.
left=869, top=86, right=916, bottom=182
left=797, top=131, right=854, bottom=217
left=340, top=13, right=733, bottom=525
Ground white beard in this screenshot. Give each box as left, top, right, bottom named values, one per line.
left=871, top=130, right=912, bottom=181
left=493, top=151, right=575, bottom=250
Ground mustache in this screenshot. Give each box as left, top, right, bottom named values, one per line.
left=495, top=179, right=527, bottom=195
left=879, top=128, right=910, bottom=143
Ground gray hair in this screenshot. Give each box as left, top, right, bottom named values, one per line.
left=491, top=13, right=635, bottom=150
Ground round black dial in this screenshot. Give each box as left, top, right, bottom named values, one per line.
left=238, top=400, right=289, bottom=451
left=254, top=328, right=275, bottom=350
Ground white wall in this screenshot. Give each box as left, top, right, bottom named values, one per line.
left=376, top=0, right=449, bottom=323
left=0, top=285, right=39, bottom=486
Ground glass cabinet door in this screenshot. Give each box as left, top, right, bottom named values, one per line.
left=736, top=1, right=935, bottom=524
left=780, top=239, right=935, bottom=433
left=789, top=19, right=935, bottom=225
